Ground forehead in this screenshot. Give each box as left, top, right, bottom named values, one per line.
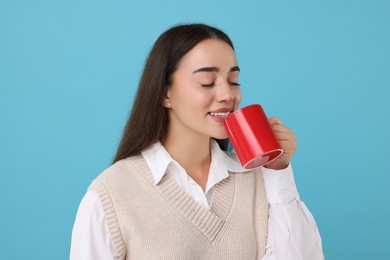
left=177, top=39, right=238, bottom=70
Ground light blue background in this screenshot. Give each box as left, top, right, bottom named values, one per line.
left=1, top=0, right=389, bottom=259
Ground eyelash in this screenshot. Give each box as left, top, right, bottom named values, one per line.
left=201, top=82, right=241, bottom=87
left=230, top=82, right=241, bottom=87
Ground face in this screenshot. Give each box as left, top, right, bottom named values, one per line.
left=164, top=39, right=242, bottom=141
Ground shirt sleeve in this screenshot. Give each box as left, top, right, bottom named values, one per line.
left=261, top=165, right=325, bottom=260
left=70, top=190, right=118, bottom=260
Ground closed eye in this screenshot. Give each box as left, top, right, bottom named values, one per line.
left=201, top=83, right=215, bottom=87
left=229, top=82, right=241, bottom=86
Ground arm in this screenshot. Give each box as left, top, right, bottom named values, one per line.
left=261, top=165, right=324, bottom=260
left=70, top=190, right=117, bottom=260
left=261, top=117, right=324, bottom=260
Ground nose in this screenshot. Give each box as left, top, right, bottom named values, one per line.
left=216, top=82, right=235, bottom=103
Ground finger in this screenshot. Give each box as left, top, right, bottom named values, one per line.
left=268, top=116, right=284, bottom=126
left=278, top=139, right=297, bottom=148
left=273, top=128, right=295, bottom=136
left=272, top=127, right=293, bottom=135
left=271, top=125, right=294, bottom=135
left=274, top=135, right=296, bottom=143
left=278, top=140, right=297, bottom=152
left=277, top=140, right=297, bottom=150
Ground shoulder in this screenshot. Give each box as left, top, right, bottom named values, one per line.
left=89, top=154, right=149, bottom=192
left=97, top=155, right=146, bottom=179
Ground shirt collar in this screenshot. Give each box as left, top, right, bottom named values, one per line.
left=141, top=142, right=172, bottom=185
left=141, top=140, right=250, bottom=186
left=209, top=140, right=251, bottom=174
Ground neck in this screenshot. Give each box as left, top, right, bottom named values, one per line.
left=163, top=132, right=211, bottom=191
left=163, top=135, right=211, bottom=171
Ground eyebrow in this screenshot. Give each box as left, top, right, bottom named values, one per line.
left=192, top=66, right=240, bottom=74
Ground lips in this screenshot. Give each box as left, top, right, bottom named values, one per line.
left=208, top=108, right=233, bottom=119
left=209, top=111, right=231, bottom=118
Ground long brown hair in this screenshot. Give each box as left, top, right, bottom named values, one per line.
left=113, top=24, right=234, bottom=163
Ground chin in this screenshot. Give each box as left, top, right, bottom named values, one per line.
left=211, top=132, right=229, bottom=140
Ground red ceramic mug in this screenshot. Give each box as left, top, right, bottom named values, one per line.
left=224, top=104, right=284, bottom=169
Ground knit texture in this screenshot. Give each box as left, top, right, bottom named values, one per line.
left=89, top=155, right=269, bottom=259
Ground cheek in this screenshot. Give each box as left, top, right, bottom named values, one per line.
left=186, top=88, right=215, bottom=108
left=174, top=86, right=212, bottom=111
left=233, top=88, right=242, bottom=108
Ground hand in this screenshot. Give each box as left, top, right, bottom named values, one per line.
left=264, top=116, right=297, bottom=170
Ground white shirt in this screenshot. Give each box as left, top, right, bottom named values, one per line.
left=70, top=141, right=324, bottom=260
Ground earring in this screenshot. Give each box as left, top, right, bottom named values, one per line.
left=168, top=101, right=172, bottom=108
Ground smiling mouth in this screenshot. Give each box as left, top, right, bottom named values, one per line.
left=208, top=111, right=231, bottom=118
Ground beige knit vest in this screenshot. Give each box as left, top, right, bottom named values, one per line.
left=89, top=155, right=269, bottom=259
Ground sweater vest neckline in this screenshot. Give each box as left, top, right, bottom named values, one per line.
left=125, top=155, right=237, bottom=243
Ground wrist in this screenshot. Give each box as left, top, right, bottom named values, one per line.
left=263, top=161, right=289, bottom=170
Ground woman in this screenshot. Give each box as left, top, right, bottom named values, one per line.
left=71, top=23, right=324, bottom=259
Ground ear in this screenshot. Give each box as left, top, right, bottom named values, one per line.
left=162, top=89, right=172, bottom=108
